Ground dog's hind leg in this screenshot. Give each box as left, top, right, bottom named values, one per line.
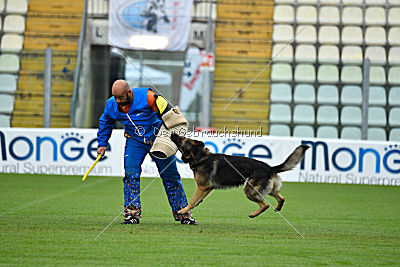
left=269, top=175, right=285, bottom=212
left=243, top=181, right=269, bottom=218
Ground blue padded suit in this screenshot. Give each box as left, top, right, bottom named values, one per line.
left=97, top=87, right=189, bottom=219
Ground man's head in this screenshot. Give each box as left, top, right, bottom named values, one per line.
left=112, top=79, right=132, bottom=106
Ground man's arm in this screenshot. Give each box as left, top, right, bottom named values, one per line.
left=97, top=104, right=115, bottom=156
left=147, top=89, right=173, bottom=118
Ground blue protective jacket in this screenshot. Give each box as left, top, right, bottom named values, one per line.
left=97, top=87, right=162, bottom=147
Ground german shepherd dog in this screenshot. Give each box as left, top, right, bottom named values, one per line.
left=170, top=133, right=309, bottom=218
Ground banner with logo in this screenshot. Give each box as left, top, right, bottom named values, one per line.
left=179, top=47, right=203, bottom=111
left=0, top=128, right=399, bottom=186
left=109, top=0, right=193, bottom=51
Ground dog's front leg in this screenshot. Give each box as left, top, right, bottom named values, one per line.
left=178, top=186, right=211, bottom=214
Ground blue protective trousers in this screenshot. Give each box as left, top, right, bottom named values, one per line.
left=123, top=137, right=189, bottom=217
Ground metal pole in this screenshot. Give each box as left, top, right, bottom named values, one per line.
left=361, top=59, right=370, bottom=140
left=44, top=46, right=52, bottom=128
left=200, top=0, right=213, bottom=127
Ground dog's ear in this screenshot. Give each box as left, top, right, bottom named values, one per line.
left=193, top=140, right=205, bottom=148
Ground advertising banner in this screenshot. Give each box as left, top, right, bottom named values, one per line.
left=109, top=0, right=193, bottom=51
left=0, top=128, right=399, bottom=186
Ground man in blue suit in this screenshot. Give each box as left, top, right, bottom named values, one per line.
left=97, top=79, right=198, bottom=225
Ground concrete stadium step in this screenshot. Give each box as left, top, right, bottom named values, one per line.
left=20, top=52, right=76, bottom=73
left=23, top=34, right=79, bottom=50
left=217, top=2, right=273, bottom=20
left=28, top=0, right=84, bottom=15
left=216, top=41, right=272, bottom=58
left=11, top=114, right=71, bottom=128
left=13, top=94, right=71, bottom=116
left=17, top=72, right=74, bottom=97
left=212, top=88, right=269, bottom=99
left=214, top=61, right=270, bottom=80
left=211, top=118, right=269, bottom=134
left=26, top=16, right=82, bottom=34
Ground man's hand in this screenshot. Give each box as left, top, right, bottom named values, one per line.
left=97, top=146, right=107, bottom=156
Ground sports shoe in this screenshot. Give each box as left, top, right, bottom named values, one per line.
left=180, top=216, right=199, bottom=225
left=121, top=215, right=140, bottom=224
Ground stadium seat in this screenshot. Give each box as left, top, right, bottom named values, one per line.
left=0, top=74, right=16, bottom=94
left=317, top=126, right=338, bottom=139
left=274, top=0, right=296, bottom=4
left=295, top=44, right=316, bottom=63
left=342, top=46, right=363, bottom=65
left=294, top=84, right=315, bottom=104
left=318, top=45, right=339, bottom=64
left=298, top=0, right=318, bottom=4
left=369, top=86, right=386, bottom=106
left=388, top=8, right=400, bottom=26
left=318, top=26, right=340, bottom=44
left=389, top=107, right=400, bottom=126
left=270, top=83, right=292, bottom=103
left=318, top=65, right=339, bottom=84
left=368, top=128, right=387, bottom=141
left=388, top=67, right=400, bottom=85
left=319, top=6, right=340, bottom=25
left=342, top=7, right=363, bottom=25
left=293, top=125, right=314, bottom=137
left=296, top=6, right=317, bottom=24
left=388, top=47, right=400, bottom=65
left=389, top=87, right=400, bottom=105
left=3, top=15, right=25, bottom=34
left=317, top=105, right=339, bottom=125
left=0, top=94, right=14, bottom=114
left=389, top=27, right=400, bottom=45
left=271, top=63, right=292, bottom=82
left=0, top=114, right=10, bottom=127
left=1, top=34, right=23, bottom=53
left=0, top=54, right=20, bottom=73
left=0, top=17, right=2, bottom=32
left=341, top=85, right=362, bottom=105
left=389, top=128, right=400, bottom=141
left=318, top=85, right=339, bottom=104
left=342, top=0, right=363, bottom=5
left=293, top=104, right=315, bottom=124
left=273, top=25, right=293, bottom=43
left=296, top=25, right=317, bottom=44
left=269, top=104, right=291, bottom=123
left=5, top=0, right=27, bottom=14
left=342, top=27, right=363, bottom=45
left=294, top=64, right=315, bottom=83
left=341, top=66, right=362, bottom=84
left=365, top=46, right=386, bottom=65
left=365, top=7, right=386, bottom=26
left=365, top=27, right=386, bottom=45
left=341, top=106, right=362, bottom=125
left=272, top=44, right=293, bottom=63
left=366, top=0, right=387, bottom=5
left=368, top=107, right=387, bottom=126
left=274, top=5, right=294, bottom=24
left=269, top=124, right=291, bottom=136
left=320, top=0, right=341, bottom=4
left=0, top=0, right=4, bottom=13
left=341, top=127, right=362, bottom=140
left=369, top=66, right=386, bottom=85
left=389, top=0, right=400, bottom=6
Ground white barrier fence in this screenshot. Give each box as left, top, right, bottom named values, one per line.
left=0, top=128, right=399, bottom=186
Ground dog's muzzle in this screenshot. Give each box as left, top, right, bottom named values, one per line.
left=150, top=106, right=188, bottom=159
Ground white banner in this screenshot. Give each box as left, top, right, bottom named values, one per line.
left=109, top=0, right=193, bottom=51
left=179, top=47, right=203, bottom=111
left=0, top=128, right=399, bottom=186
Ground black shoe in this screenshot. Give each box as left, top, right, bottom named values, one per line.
left=122, top=216, right=140, bottom=224
left=181, top=217, right=199, bottom=225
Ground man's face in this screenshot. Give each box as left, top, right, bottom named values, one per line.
left=114, top=90, right=132, bottom=106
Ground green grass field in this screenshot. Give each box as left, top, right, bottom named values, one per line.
left=0, top=174, right=399, bottom=266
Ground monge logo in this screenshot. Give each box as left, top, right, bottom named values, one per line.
left=0, top=131, right=110, bottom=162
left=300, top=140, right=400, bottom=174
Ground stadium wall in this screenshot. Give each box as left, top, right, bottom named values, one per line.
left=0, top=128, right=399, bottom=186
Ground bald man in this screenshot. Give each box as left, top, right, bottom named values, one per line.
left=97, top=80, right=198, bottom=225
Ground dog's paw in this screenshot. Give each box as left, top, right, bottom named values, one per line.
left=248, top=214, right=256, bottom=218
left=274, top=208, right=281, bottom=212
left=178, top=207, right=190, bottom=214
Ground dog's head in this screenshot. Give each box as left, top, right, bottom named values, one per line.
left=171, top=133, right=206, bottom=164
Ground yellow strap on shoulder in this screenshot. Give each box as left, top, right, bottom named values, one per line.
left=155, top=95, right=168, bottom=114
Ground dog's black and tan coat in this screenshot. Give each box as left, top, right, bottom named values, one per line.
left=171, top=133, right=309, bottom=218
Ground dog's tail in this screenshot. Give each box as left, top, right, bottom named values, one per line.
left=271, top=145, right=309, bottom=174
